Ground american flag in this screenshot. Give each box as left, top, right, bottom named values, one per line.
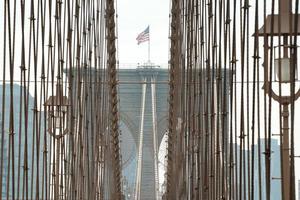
left=136, top=26, right=150, bottom=45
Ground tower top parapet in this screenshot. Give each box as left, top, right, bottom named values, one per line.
left=137, top=61, right=160, bottom=69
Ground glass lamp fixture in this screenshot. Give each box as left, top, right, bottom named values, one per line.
left=274, top=57, right=298, bottom=83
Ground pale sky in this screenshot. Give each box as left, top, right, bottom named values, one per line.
left=117, top=0, right=170, bottom=67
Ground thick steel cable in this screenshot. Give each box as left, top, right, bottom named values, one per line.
left=105, top=0, right=122, bottom=198
left=165, top=0, right=181, bottom=198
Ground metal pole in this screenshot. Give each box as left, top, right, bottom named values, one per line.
left=282, top=103, right=290, bottom=200
left=279, top=0, right=291, bottom=16
left=279, top=0, right=291, bottom=199
left=55, top=139, right=60, bottom=200
left=148, top=33, right=151, bottom=63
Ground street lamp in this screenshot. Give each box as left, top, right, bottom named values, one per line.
left=44, top=84, right=69, bottom=139
left=44, top=84, right=69, bottom=199
left=257, top=0, right=300, bottom=199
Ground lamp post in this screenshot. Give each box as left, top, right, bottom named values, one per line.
left=45, top=84, right=69, bottom=139
left=257, top=0, right=300, bottom=199
left=44, top=84, right=69, bottom=199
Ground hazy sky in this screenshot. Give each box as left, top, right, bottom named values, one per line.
left=117, top=0, right=169, bottom=67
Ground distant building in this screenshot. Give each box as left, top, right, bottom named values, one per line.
left=235, top=138, right=282, bottom=200
left=0, top=84, right=45, bottom=199
left=298, top=180, right=300, bottom=200
left=254, top=139, right=281, bottom=200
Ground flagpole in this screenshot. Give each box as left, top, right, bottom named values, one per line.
left=148, top=27, right=150, bottom=63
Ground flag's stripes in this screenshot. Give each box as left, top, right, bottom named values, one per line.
left=136, top=26, right=150, bottom=45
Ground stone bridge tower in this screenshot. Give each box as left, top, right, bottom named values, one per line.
left=118, top=65, right=169, bottom=200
